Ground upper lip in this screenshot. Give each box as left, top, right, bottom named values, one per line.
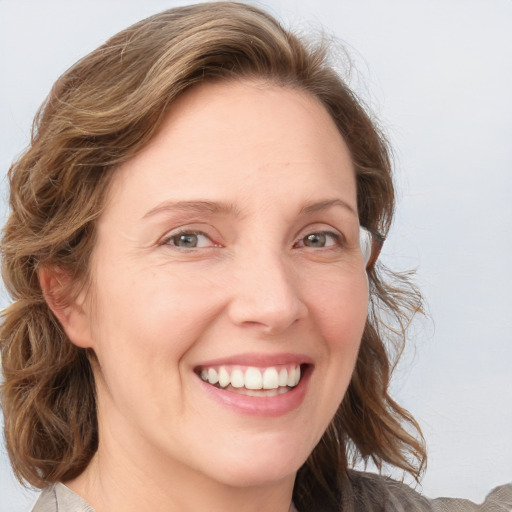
left=194, top=352, right=313, bottom=370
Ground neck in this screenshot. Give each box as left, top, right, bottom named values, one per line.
left=66, top=420, right=296, bottom=512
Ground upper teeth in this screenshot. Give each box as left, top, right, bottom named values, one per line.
left=199, top=365, right=301, bottom=390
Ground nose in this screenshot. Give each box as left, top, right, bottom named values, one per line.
left=227, top=250, right=308, bottom=336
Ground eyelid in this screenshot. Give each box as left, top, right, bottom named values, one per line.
left=159, top=227, right=220, bottom=249
left=293, top=228, right=344, bottom=249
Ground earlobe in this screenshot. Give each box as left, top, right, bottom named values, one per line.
left=38, top=267, right=93, bottom=349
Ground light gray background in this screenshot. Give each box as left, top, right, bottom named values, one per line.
left=1, top=1, right=511, bottom=510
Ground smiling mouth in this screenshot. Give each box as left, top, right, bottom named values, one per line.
left=195, top=364, right=308, bottom=397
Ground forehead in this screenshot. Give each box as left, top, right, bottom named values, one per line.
left=105, top=80, right=357, bottom=217
left=156, top=80, right=348, bottom=160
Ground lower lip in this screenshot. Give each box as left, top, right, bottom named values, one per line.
left=197, top=366, right=311, bottom=417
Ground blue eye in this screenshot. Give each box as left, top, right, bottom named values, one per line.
left=297, top=231, right=340, bottom=249
left=165, top=231, right=213, bottom=249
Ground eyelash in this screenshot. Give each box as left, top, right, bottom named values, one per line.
left=161, top=229, right=217, bottom=249
left=293, top=231, right=342, bottom=249
left=160, top=228, right=344, bottom=251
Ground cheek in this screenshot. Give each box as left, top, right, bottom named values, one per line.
left=307, top=270, right=369, bottom=347
left=295, top=271, right=368, bottom=446
left=87, top=268, right=222, bottom=422
left=89, top=263, right=222, bottom=366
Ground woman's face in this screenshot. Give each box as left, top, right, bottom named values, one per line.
left=77, top=81, right=369, bottom=488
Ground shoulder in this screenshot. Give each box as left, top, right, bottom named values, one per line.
left=30, top=483, right=95, bottom=512
left=342, top=471, right=512, bottom=512
left=431, top=484, right=512, bottom=512
left=342, top=470, right=432, bottom=512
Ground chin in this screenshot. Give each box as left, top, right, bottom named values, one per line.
left=200, top=435, right=310, bottom=488
left=210, top=461, right=299, bottom=489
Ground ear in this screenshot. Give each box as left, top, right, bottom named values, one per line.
left=38, top=266, right=94, bottom=349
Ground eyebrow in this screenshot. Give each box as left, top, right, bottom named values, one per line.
left=142, top=198, right=357, bottom=220
left=299, top=198, right=358, bottom=217
left=142, top=200, right=243, bottom=219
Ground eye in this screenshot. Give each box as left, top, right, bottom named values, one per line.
left=163, top=230, right=216, bottom=249
left=295, top=231, right=341, bottom=249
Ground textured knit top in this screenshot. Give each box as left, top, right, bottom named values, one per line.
left=30, top=471, right=512, bottom=512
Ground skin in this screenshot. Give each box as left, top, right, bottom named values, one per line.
left=53, top=81, right=370, bottom=512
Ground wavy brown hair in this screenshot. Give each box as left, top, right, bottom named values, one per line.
left=0, top=2, right=425, bottom=510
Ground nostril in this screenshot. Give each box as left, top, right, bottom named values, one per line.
left=226, top=261, right=308, bottom=334
left=228, top=298, right=307, bottom=336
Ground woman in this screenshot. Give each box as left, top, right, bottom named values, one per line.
left=0, top=3, right=510, bottom=512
